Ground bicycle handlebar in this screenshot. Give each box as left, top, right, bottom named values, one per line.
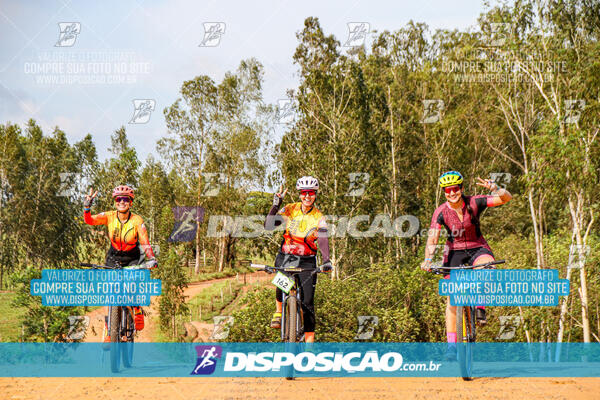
left=250, top=263, right=331, bottom=274
left=430, top=259, right=506, bottom=275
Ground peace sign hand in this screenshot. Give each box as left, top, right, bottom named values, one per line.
left=84, top=188, right=98, bottom=209
left=273, top=185, right=287, bottom=207
left=476, top=177, right=498, bottom=192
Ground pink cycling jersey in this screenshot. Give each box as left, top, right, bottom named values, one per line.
left=430, top=195, right=494, bottom=254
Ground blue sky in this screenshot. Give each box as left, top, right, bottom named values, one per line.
left=0, top=0, right=488, bottom=162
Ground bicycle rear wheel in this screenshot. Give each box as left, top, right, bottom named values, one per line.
left=456, top=305, right=475, bottom=380
left=109, top=306, right=121, bottom=373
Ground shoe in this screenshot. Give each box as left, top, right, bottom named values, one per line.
left=133, top=306, right=144, bottom=331
left=476, top=308, right=486, bottom=325
left=444, top=345, right=457, bottom=361
left=270, top=312, right=281, bottom=329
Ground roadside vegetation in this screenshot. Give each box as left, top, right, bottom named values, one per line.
left=0, top=0, right=598, bottom=343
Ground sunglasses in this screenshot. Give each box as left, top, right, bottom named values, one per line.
left=300, top=190, right=316, bottom=197
left=115, top=197, right=132, bottom=203
left=444, top=185, right=462, bottom=194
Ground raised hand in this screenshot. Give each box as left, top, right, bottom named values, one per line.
left=84, top=188, right=98, bottom=209
left=273, top=184, right=288, bottom=207
left=476, top=177, right=498, bottom=192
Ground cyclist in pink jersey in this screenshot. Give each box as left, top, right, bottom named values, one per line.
left=420, top=171, right=512, bottom=359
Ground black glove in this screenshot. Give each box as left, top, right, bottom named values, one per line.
left=273, top=193, right=283, bottom=208
left=320, top=261, right=333, bottom=272
left=83, top=197, right=94, bottom=209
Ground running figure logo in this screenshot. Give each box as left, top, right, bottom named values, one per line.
left=199, top=22, right=226, bottom=47
left=168, top=206, right=205, bottom=242
left=129, top=99, right=156, bottom=124
left=191, top=345, right=222, bottom=375
left=55, top=22, right=81, bottom=47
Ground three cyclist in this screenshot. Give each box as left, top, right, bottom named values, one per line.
left=264, top=176, right=332, bottom=343
left=83, top=185, right=157, bottom=341
left=420, top=171, right=512, bottom=358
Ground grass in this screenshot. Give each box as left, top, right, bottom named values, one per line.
left=153, top=327, right=172, bottom=343
left=186, top=266, right=255, bottom=283
left=0, top=292, right=26, bottom=341
left=187, top=280, right=243, bottom=322
left=157, top=266, right=270, bottom=341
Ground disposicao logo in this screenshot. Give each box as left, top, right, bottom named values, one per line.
left=191, top=345, right=222, bottom=375
left=223, top=351, right=404, bottom=373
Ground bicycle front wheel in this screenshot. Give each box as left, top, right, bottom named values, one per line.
left=283, top=295, right=299, bottom=380
left=456, top=305, right=475, bottom=380
left=285, top=296, right=298, bottom=343
left=109, top=306, right=121, bottom=373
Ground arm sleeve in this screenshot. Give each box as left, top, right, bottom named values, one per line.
left=475, top=196, right=490, bottom=212
left=264, top=204, right=286, bottom=231
left=84, top=210, right=108, bottom=226
left=137, top=221, right=156, bottom=259
left=316, top=217, right=330, bottom=263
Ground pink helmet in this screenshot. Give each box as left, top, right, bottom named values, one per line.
left=112, top=185, right=135, bottom=200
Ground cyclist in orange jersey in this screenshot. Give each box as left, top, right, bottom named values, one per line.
left=83, top=185, right=157, bottom=341
left=264, top=176, right=332, bottom=343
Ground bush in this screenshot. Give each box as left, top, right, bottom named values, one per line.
left=225, top=261, right=446, bottom=342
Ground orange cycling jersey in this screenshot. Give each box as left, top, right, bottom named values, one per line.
left=278, top=202, right=327, bottom=256
left=84, top=210, right=155, bottom=258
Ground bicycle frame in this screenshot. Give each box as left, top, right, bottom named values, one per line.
left=80, top=261, right=151, bottom=372
left=250, top=262, right=328, bottom=343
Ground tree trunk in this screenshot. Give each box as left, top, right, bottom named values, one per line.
left=556, top=230, right=577, bottom=345
left=527, top=188, right=543, bottom=269
left=195, top=173, right=203, bottom=274
left=387, top=86, right=400, bottom=264
left=568, top=192, right=591, bottom=342
left=332, top=127, right=339, bottom=281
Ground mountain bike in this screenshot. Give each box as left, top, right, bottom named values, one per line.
left=80, top=260, right=155, bottom=373
left=251, top=260, right=330, bottom=379
left=431, top=259, right=505, bottom=381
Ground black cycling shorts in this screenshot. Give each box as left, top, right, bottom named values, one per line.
left=105, top=246, right=142, bottom=268
left=444, top=247, right=494, bottom=269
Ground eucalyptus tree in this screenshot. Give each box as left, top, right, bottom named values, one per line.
left=161, top=59, right=273, bottom=271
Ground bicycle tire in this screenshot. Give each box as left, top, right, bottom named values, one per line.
left=284, top=295, right=298, bottom=380
left=122, top=308, right=134, bottom=368
left=456, top=305, right=474, bottom=380
left=286, top=296, right=298, bottom=343
left=109, top=306, right=121, bottom=373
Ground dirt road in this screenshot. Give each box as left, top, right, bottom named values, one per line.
left=83, top=271, right=270, bottom=343
left=6, top=273, right=599, bottom=399
left=1, top=377, right=599, bottom=400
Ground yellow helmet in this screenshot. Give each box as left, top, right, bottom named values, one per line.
left=439, top=171, right=463, bottom=187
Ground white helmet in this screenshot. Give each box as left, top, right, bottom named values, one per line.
left=296, top=176, right=319, bottom=191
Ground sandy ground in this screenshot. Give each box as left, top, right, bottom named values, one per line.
left=1, top=377, right=599, bottom=400
left=83, top=271, right=270, bottom=343
left=5, top=273, right=598, bottom=399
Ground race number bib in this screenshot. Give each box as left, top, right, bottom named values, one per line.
left=272, top=272, right=294, bottom=294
